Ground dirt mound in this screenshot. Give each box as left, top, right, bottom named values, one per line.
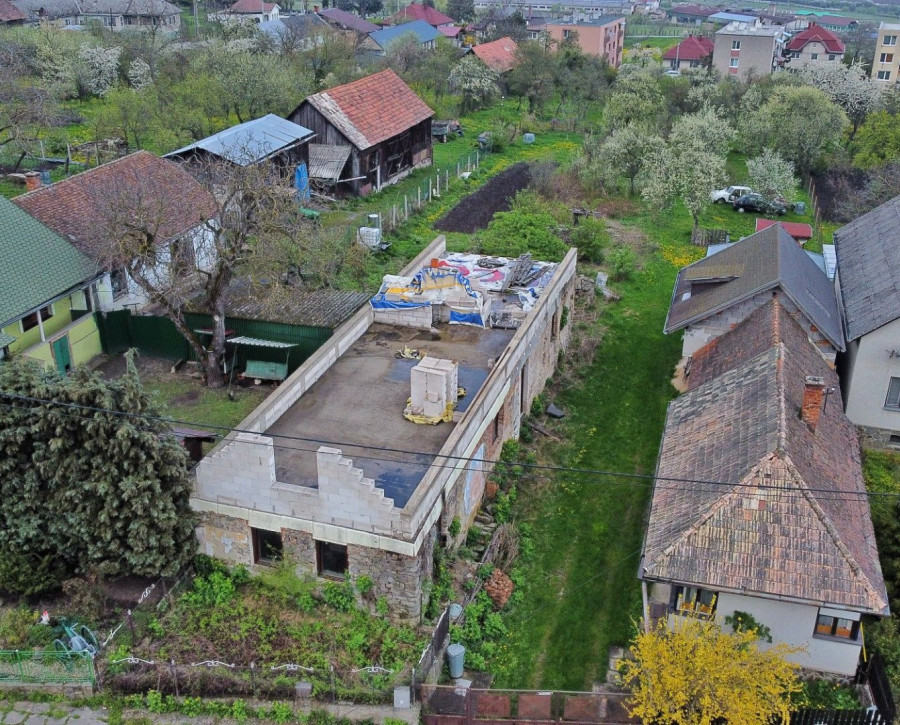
left=435, top=162, right=532, bottom=233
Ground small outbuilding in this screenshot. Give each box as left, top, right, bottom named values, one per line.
left=164, top=114, right=314, bottom=172
left=287, top=69, right=434, bottom=196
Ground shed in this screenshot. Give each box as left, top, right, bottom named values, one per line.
left=287, top=69, right=434, bottom=196
left=368, top=20, right=441, bottom=53
left=164, top=114, right=314, bottom=171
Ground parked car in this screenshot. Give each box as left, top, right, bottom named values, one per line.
left=732, top=193, right=788, bottom=215
left=710, top=185, right=754, bottom=204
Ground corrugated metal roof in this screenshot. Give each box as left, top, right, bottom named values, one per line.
left=165, top=114, right=313, bottom=166
left=308, top=143, right=351, bottom=181
left=369, top=19, right=441, bottom=49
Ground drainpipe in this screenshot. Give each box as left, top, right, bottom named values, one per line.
left=641, top=580, right=650, bottom=633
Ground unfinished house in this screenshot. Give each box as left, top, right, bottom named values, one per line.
left=192, top=237, right=577, bottom=619
left=287, top=69, right=434, bottom=196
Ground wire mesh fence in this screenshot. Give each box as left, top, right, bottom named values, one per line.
left=0, top=649, right=95, bottom=686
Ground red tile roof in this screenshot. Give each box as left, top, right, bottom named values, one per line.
left=472, top=37, right=519, bottom=73
left=668, top=3, right=719, bottom=17
left=13, top=151, right=217, bottom=263
left=300, top=69, right=434, bottom=151
left=0, top=0, right=26, bottom=22
left=644, top=298, right=888, bottom=614
left=817, top=14, right=855, bottom=27
left=228, top=0, right=277, bottom=12
left=755, top=218, right=814, bottom=240
left=786, top=23, right=845, bottom=53
left=439, top=24, right=461, bottom=37
left=393, top=2, right=453, bottom=26
left=662, top=35, right=713, bottom=61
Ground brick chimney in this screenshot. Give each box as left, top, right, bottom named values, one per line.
left=801, top=376, right=826, bottom=431
left=24, top=172, right=41, bottom=192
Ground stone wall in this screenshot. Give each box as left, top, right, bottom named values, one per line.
left=348, top=524, right=437, bottom=620
left=283, top=528, right=316, bottom=575
left=197, top=511, right=252, bottom=564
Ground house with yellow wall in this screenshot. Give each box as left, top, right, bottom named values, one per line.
left=0, top=197, right=104, bottom=374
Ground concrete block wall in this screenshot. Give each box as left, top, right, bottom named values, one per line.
left=373, top=304, right=434, bottom=329
left=317, top=447, right=397, bottom=530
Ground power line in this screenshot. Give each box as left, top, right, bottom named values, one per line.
left=1, top=390, right=897, bottom=504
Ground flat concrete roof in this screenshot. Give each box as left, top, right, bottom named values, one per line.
left=265, top=322, right=514, bottom=507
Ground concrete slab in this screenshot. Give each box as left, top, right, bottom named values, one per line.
left=266, top=323, right=513, bottom=507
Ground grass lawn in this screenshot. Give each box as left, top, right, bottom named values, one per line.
left=143, top=377, right=269, bottom=431
left=489, top=248, right=683, bottom=690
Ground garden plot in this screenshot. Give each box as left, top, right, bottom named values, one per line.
left=435, top=163, right=532, bottom=233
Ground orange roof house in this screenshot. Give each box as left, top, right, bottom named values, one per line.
left=472, top=37, right=519, bottom=73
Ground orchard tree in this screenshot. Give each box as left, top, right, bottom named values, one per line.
left=742, top=85, right=847, bottom=174
left=747, top=149, right=798, bottom=200
left=643, top=108, right=734, bottom=230
left=603, top=70, right=666, bottom=132
left=801, top=61, right=882, bottom=138
left=448, top=55, right=501, bottom=112
left=0, top=354, right=195, bottom=595
left=75, top=45, right=122, bottom=98
left=577, top=125, right=663, bottom=196
left=621, top=618, right=803, bottom=725
left=853, top=110, right=900, bottom=168
left=508, top=41, right=555, bottom=114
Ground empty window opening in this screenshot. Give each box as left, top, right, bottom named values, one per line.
left=252, top=527, right=283, bottom=565
left=317, top=541, right=348, bottom=578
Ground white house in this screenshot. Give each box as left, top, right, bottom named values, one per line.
left=834, top=194, right=900, bottom=447
left=13, top=151, right=217, bottom=313
left=209, top=0, right=280, bottom=24
left=642, top=297, right=889, bottom=677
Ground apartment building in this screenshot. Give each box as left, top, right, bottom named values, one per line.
left=545, top=15, right=625, bottom=67
left=712, top=20, right=784, bottom=80
left=871, top=23, right=900, bottom=85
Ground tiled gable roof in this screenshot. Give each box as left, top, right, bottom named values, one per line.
left=393, top=2, right=453, bottom=26
left=0, top=197, right=98, bottom=327
left=316, top=7, right=379, bottom=33
left=298, top=69, right=433, bottom=151
left=643, top=299, right=889, bottom=614
left=662, top=35, right=713, bottom=61
left=0, top=0, right=27, bottom=22
left=664, top=224, right=844, bottom=351
left=13, top=151, right=217, bottom=264
left=833, top=194, right=900, bottom=341
left=786, top=23, right=844, bottom=53
left=472, top=37, right=519, bottom=73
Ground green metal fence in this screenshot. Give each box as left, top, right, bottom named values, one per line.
left=95, top=310, right=333, bottom=376
left=0, top=650, right=95, bottom=685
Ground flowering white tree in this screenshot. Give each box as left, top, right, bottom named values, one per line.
left=747, top=149, right=798, bottom=200
left=576, top=125, right=664, bottom=195
left=643, top=108, right=734, bottom=230
left=77, top=45, right=122, bottom=97
left=801, top=61, right=882, bottom=138
left=127, top=58, right=153, bottom=91
left=448, top=55, right=501, bottom=112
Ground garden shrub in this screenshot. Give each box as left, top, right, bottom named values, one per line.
left=609, top=246, right=637, bottom=281
left=479, top=211, right=568, bottom=262
left=571, top=217, right=609, bottom=264
left=0, top=606, right=38, bottom=649
left=799, top=679, right=860, bottom=709
left=184, top=570, right=237, bottom=608
left=321, top=579, right=355, bottom=612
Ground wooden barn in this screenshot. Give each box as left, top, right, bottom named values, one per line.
left=287, top=69, right=434, bottom=196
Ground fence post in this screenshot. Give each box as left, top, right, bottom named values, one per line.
left=457, top=161, right=460, bottom=178
left=476, top=151, right=480, bottom=168
left=445, top=169, right=449, bottom=189
left=404, top=195, right=409, bottom=220
left=418, top=186, right=422, bottom=208
left=127, top=610, right=136, bottom=643
left=171, top=659, right=179, bottom=696
left=467, top=155, right=471, bottom=173
left=436, top=173, right=440, bottom=196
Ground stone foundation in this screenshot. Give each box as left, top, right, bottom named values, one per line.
left=197, top=511, right=252, bottom=564
left=283, top=528, right=316, bottom=575
left=858, top=424, right=900, bottom=450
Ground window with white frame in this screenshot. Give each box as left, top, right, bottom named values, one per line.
left=828, top=54, right=836, bottom=60
left=884, top=34, right=897, bottom=46
left=729, top=58, right=739, bottom=67
left=881, top=52, right=894, bottom=63
left=886, top=377, right=900, bottom=409
left=878, top=70, right=892, bottom=80
left=672, top=585, right=718, bottom=617
left=731, top=39, right=740, bottom=50
left=811, top=52, right=818, bottom=59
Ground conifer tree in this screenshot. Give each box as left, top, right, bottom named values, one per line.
left=0, top=353, right=195, bottom=594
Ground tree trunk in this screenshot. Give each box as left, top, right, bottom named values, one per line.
left=204, top=296, right=229, bottom=389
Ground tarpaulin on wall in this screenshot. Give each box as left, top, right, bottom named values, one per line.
left=370, top=268, right=489, bottom=327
